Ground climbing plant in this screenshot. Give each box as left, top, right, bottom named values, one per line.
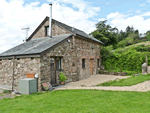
left=102, top=48, right=150, bottom=73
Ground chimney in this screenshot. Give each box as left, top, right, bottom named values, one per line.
left=49, top=3, right=52, bottom=38
left=72, top=26, right=74, bottom=31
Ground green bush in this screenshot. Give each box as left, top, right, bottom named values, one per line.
left=101, top=46, right=114, bottom=65
left=116, top=37, right=134, bottom=48
left=3, top=90, right=11, bottom=94
left=59, top=72, right=67, bottom=82
left=104, top=50, right=148, bottom=72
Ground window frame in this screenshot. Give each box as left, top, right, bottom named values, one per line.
left=45, top=26, right=49, bottom=36
left=82, top=59, right=85, bottom=69
left=56, top=57, right=63, bottom=71
left=97, top=59, right=100, bottom=67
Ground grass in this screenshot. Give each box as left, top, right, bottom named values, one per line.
left=0, top=94, right=3, bottom=96
left=97, top=74, right=150, bottom=86
left=1, top=90, right=150, bottom=113
left=125, top=41, right=150, bottom=48
left=106, top=69, right=138, bottom=76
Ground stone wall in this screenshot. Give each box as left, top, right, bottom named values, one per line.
left=0, top=58, right=41, bottom=90
left=0, top=36, right=101, bottom=91
left=31, top=20, right=71, bottom=40
left=74, top=36, right=101, bottom=80
left=40, top=36, right=101, bottom=85
left=40, top=36, right=75, bottom=85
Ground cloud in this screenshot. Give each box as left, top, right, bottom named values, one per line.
left=98, top=18, right=106, bottom=21
left=127, top=10, right=132, bottom=12
left=139, top=3, right=145, bottom=6
left=136, top=10, right=141, bottom=14
left=0, top=0, right=101, bottom=53
left=106, top=12, right=150, bottom=34
left=106, top=2, right=110, bottom=5
left=107, top=12, right=128, bottom=20
left=146, top=0, right=150, bottom=3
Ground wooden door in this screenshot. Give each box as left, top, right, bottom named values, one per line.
left=50, top=58, right=56, bottom=85
left=90, top=59, right=93, bottom=75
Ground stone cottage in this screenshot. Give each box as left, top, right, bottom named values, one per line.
left=0, top=11, right=103, bottom=91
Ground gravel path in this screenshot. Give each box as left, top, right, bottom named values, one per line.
left=66, top=74, right=130, bottom=87
left=55, top=74, right=150, bottom=92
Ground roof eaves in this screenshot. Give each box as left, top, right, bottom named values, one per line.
left=0, top=54, right=41, bottom=59
left=76, top=34, right=103, bottom=45
left=40, top=34, right=73, bottom=56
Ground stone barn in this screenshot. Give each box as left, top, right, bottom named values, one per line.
left=0, top=5, right=103, bottom=91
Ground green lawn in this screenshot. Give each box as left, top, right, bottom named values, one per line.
left=97, top=74, right=150, bottom=86
left=1, top=90, right=150, bottom=113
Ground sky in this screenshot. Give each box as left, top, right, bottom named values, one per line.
left=0, top=0, right=150, bottom=53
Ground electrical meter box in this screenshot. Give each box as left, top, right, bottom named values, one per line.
left=19, top=78, right=37, bottom=95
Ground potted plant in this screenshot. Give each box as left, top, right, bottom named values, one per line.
left=42, top=82, right=50, bottom=91
left=59, top=72, right=67, bottom=85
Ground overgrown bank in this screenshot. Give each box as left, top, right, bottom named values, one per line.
left=101, top=45, right=150, bottom=73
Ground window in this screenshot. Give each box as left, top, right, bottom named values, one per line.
left=50, top=58, right=54, bottom=71
left=31, top=58, right=34, bottom=60
left=97, top=59, right=100, bottom=67
left=82, top=59, right=85, bottom=69
left=56, top=57, right=62, bottom=71
left=45, top=26, right=49, bottom=36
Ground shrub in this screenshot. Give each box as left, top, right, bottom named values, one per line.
left=116, top=37, right=134, bottom=48
left=3, top=90, right=11, bottom=94
left=101, top=46, right=114, bottom=65
left=105, top=50, right=147, bottom=73
left=59, top=72, right=67, bottom=82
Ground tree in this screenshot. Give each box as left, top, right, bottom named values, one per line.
left=90, top=20, right=118, bottom=46
left=145, top=30, right=150, bottom=40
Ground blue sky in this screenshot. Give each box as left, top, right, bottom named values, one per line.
left=0, top=0, right=150, bottom=53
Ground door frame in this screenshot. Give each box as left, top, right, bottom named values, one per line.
left=90, top=58, right=94, bottom=75
left=50, top=56, right=63, bottom=85
left=50, top=57, right=57, bottom=85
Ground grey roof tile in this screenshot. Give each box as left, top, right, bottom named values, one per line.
left=53, top=19, right=103, bottom=44
left=0, top=34, right=72, bottom=57
left=27, top=17, right=103, bottom=44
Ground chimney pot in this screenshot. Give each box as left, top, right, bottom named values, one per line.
left=49, top=3, right=52, bottom=38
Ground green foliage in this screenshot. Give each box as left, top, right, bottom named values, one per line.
left=116, top=37, right=134, bottom=48
left=101, top=46, right=114, bottom=65
left=90, top=20, right=118, bottom=46
left=105, top=49, right=147, bottom=72
left=103, top=42, right=150, bottom=72
left=134, top=45, right=150, bottom=52
left=107, top=69, right=138, bottom=76
left=3, top=90, right=11, bottom=94
left=97, top=74, right=150, bottom=86
left=59, top=72, right=67, bottom=82
left=146, top=35, right=150, bottom=41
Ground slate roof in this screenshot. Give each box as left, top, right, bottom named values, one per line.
left=27, top=17, right=103, bottom=44
left=0, top=17, right=103, bottom=58
left=0, top=34, right=72, bottom=57
left=52, top=19, right=103, bottom=44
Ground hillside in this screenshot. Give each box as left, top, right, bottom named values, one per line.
left=125, top=41, right=150, bottom=48
left=102, top=40, right=150, bottom=73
